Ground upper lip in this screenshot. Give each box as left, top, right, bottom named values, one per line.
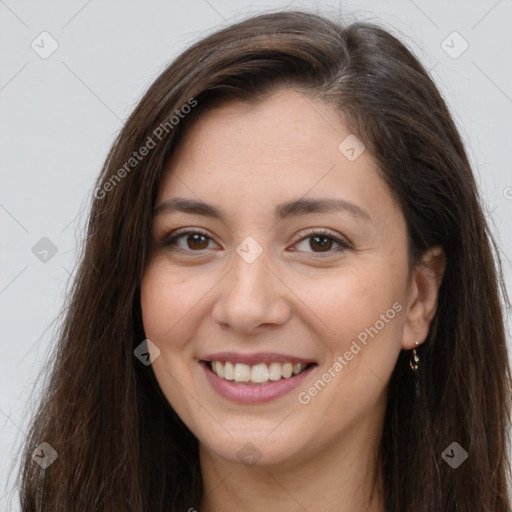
left=200, top=352, right=316, bottom=366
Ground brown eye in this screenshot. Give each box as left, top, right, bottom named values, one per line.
left=292, top=229, right=350, bottom=257
left=161, top=230, right=216, bottom=253
left=309, top=235, right=333, bottom=252
left=186, top=233, right=209, bottom=250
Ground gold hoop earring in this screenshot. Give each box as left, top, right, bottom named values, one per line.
left=409, top=341, right=420, bottom=371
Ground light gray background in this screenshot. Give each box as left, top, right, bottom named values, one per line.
left=1, top=1, right=511, bottom=509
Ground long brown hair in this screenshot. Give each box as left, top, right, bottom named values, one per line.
left=16, top=10, right=511, bottom=511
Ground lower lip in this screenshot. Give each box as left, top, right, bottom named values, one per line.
left=201, top=362, right=316, bottom=404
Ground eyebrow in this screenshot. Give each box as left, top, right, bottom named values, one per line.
left=153, top=197, right=371, bottom=222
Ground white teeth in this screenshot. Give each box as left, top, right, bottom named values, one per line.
left=223, top=361, right=235, bottom=380
left=214, top=361, right=224, bottom=378
left=251, top=363, right=269, bottom=383
left=209, top=361, right=308, bottom=384
left=268, top=362, right=282, bottom=381
left=282, top=362, right=293, bottom=378
left=234, top=363, right=251, bottom=382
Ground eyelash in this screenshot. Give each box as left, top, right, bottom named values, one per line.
left=160, top=227, right=351, bottom=257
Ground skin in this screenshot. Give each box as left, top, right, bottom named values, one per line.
left=140, top=88, right=446, bottom=512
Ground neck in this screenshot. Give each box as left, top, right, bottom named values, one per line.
left=198, top=419, right=386, bottom=512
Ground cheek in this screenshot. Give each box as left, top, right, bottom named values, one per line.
left=140, top=260, right=203, bottom=344
left=140, top=263, right=199, bottom=412
left=295, top=270, right=405, bottom=416
left=294, top=265, right=405, bottom=348
left=140, top=266, right=171, bottom=342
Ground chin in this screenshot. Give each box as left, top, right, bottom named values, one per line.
left=197, top=422, right=313, bottom=469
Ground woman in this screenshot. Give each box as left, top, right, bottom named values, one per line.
left=17, top=10, right=511, bottom=512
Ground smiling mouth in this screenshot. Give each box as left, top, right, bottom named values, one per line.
left=203, top=360, right=316, bottom=385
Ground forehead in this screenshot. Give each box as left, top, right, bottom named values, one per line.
left=156, top=88, right=400, bottom=229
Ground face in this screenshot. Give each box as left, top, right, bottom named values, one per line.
left=140, top=88, right=424, bottom=469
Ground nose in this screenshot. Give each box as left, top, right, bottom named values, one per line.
left=212, top=250, right=291, bottom=334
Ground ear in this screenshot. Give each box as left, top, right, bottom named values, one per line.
left=401, top=246, right=446, bottom=350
